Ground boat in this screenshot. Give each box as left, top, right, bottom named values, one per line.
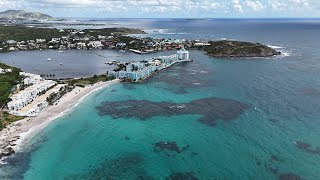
left=47, top=58, right=52, bottom=61
left=58, top=51, right=64, bottom=53
left=60, top=63, right=63, bottom=66
left=119, top=50, right=126, bottom=53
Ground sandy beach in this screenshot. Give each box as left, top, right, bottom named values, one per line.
left=0, top=79, right=119, bottom=161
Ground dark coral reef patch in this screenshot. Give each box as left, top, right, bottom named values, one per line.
left=153, top=141, right=190, bottom=154
left=279, top=173, right=304, bottom=180
left=166, top=172, right=199, bottom=180
left=96, top=97, right=249, bottom=127
left=66, top=153, right=153, bottom=179
left=295, top=141, right=320, bottom=155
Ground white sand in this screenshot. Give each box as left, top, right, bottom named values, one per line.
left=0, top=79, right=119, bottom=161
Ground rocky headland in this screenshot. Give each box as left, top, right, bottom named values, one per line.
left=203, top=40, right=281, bottom=57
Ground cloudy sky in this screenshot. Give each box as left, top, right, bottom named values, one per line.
left=0, top=0, right=319, bottom=18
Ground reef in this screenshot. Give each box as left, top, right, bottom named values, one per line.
left=96, top=97, right=249, bottom=127
left=278, top=173, right=304, bottom=180
left=153, top=141, right=190, bottom=154
left=66, top=153, right=153, bottom=179
left=122, top=83, right=136, bottom=90
left=295, top=141, right=320, bottom=155
left=166, top=172, right=199, bottom=180
left=271, top=155, right=280, bottom=162
left=146, top=63, right=213, bottom=90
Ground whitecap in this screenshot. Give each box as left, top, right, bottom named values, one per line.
left=177, top=105, right=186, bottom=109
left=281, top=52, right=291, bottom=57
left=267, top=45, right=292, bottom=58
left=267, top=45, right=284, bottom=49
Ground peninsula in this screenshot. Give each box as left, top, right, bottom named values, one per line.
left=0, top=10, right=281, bottom=58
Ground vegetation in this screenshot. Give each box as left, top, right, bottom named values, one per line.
left=84, top=28, right=145, bottom=37
left=114, top=64, right=127, bottom=72
left=66, top=74, right=113, bottom=86
left=0, top=63, right=22, bottom=108
left=0, top=111, right=25, bottom=130
left=46, top=85, right=74, bottom=105
left=203, top=40, right=280, bottom=57
left=0, top=25, right=68, bottom=43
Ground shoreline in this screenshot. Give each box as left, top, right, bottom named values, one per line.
left=0, top=79, right=120, bottom=162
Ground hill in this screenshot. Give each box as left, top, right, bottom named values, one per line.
left=204, top=40, right=281, bottom=58
left=0, top=10, right=58, bottom=21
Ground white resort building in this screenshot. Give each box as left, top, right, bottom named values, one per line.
left=7, top=72, right=58, bottom=117
left=0, top=68, right=12, bottom=74
left=177, top=47, right=190, bottom=61
left=20, top=72, right=42, bottom=85
left=108, top=48, right=191, bottom=82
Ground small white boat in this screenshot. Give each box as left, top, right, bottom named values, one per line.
left=47, top=58, right=52, bottom=61
left=119, top=50, right=126, bottom=53
left=58, top=51, right=64, bottom=53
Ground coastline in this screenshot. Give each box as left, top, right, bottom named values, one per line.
left=0, top=79, right=120, bottom=162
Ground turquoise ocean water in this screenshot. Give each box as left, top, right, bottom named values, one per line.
left=0, top=19, right=320, bottom=179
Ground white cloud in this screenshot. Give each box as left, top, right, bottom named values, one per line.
left=232, top=0, right=244, bottom=13
left=245, top=0, right=264, bottom=11
left=0, top=0, right=319, bottom=17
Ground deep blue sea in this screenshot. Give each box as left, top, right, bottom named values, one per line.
left=0, top=19, right=320, bottom=180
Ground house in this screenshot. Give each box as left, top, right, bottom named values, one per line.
left=193, top=42, right=210, bottom=46
left=80, top=37, right=90, bottom=41
left=20, top=72, right=42, bottom=85
left=51, top=38, right=61, bottom=43
left=88, top=41, right=103, bottom=49
left=98, top=35, right=106, bottom=40
left=6, top=40, right=17, bottom=45
left=116, top=42, right=127, bottom=48
left=4, top=69, right=12, bottom=73
left=77, top=42, right=87, bottom=49
left=177, top=47, right=190, bottom=60
left=36, top=39, right=46, bottom=43
left=7, top=78, right=57, bottom=116
left=0, top=68, right=12, bottom=73
left=9, top=47, right=16, bottom=51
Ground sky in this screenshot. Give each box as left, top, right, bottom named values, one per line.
left=0, top=0, right=319, bottom=18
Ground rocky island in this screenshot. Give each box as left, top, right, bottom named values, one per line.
left=203, top=40, right=281, bottom=57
